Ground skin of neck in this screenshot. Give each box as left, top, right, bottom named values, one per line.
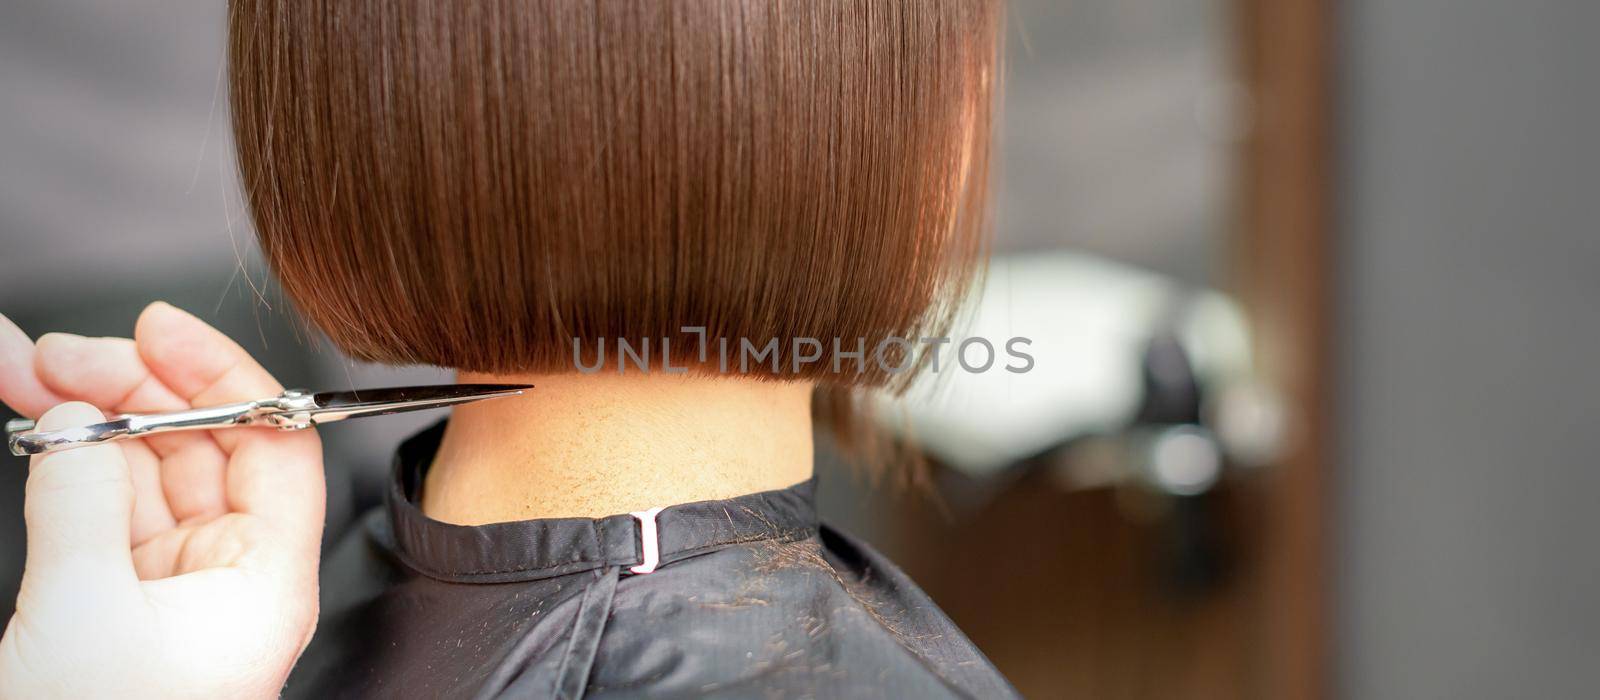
left=420, top=371, right=816, bottom=525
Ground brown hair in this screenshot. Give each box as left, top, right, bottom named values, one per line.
left=228, top=0, right=999, bottom=389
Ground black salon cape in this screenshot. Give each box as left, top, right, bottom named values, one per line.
left=284, top=423, right=1017, bottom=699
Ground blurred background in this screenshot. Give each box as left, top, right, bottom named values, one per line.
left=1, top=0, right=1595, bottom=697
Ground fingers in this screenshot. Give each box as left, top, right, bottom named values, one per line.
left=121, top=443, right=180, bottom=544
left=34, top=333, right=227, bottom=524
left=21, top=402, right=139, bottom=593
left=134, top=303, right=324, bottom=550
left=33, top=335, right=161, bottom=410
left=134, top=302, right=283, bottom=454
left=0, top=314, right=67, bottom=418
left=226, top=430, right=325, bottom=558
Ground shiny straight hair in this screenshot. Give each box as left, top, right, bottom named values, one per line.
left=228, top=0, right=1000, bottom=389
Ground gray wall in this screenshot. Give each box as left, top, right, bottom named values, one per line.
left=1337, top=0, right=1600, bottom=697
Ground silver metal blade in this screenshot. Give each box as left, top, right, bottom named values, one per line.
left=305, top=383, right=531, bottom=423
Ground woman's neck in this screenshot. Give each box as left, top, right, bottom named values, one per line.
left=421, top=372, right=816, bottom=524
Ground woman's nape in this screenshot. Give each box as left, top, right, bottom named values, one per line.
left=421, top=371, right=816, bottom=525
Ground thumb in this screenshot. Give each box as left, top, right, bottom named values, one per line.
left=21, top=402, right=138, bottom=591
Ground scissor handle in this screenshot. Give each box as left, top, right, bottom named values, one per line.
left=7, top=402, right=263, bottom=457
left=7, top=384, right=524, bottom=457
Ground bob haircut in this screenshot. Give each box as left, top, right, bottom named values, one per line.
left=228, top=0, right=1000, bottom=388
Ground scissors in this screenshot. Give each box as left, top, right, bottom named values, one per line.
left=6, top=384, right=530, bottom=457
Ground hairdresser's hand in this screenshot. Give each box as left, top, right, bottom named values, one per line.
left=0, top=303, right=324, bottom=698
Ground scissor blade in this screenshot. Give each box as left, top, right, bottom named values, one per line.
left=306, top=384, right=530, bottom=423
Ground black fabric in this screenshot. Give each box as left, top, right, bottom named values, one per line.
left=288, top=422, right=1018, bottom=699
left=386, top=429, right=818, bottom=585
